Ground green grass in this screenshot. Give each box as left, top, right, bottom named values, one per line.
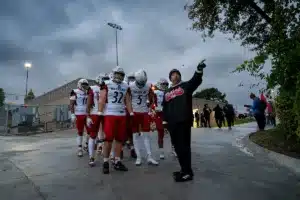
left=250, top=128, right=300, bottom=159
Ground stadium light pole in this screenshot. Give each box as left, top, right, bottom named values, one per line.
left=24, top=62, right=32, bottom=97
left=107, top=22, right=122, bottom=67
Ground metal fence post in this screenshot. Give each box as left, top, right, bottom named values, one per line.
left=5, top=104, right=9, bottom=134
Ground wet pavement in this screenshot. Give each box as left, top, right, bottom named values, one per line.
left=0, top=122, right=299, bottom=200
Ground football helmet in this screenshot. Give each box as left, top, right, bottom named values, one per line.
left=77, top=78, right=89, bottom=90
left=135, top=69, right=147, bottom=88
left=112, top=66, right=125, bottom=83
left=157, top=78, right=169, bottom=91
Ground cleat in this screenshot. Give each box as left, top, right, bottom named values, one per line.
left=135, top=158, right=142, bottom=166
left=159, top=153, right=165, bottom=160
left=147, top=156, right=159, bottom=166
left=89, top=157, right=95, bottom=167
left=102, top=162, right=110, bottom=174
left=83, top=144, right=88, bottom=152
left=114, top=161, right=128, bottom=171
left=77, top=149, right=83, bottom=157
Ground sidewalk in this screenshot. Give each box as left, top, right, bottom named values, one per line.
left=0, top=124, right=299, bottom=200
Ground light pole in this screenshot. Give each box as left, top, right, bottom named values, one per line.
left=24, top=62, right=32, bottom=97
left=107, top=22, right=122, bottom=66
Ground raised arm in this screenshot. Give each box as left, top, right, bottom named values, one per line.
left=186, top=60, right=206, bottom=93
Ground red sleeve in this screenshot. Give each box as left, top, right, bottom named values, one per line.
left=87, top=87, right=95, bottom=107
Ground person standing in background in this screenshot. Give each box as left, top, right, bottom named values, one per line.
left=200, top=112, right=206, bottom=127
left=223, top=102, right=235, bottom=130
left=194, top=111, right=200, bottom=127
left=213, top=104, right=223, bottom=129
left=203, top=104, right=211, bottom=128
left=248, top=93, right=266, bottom=131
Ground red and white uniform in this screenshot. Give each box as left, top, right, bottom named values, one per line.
left=86, top=85, right=101, bottom=139
left=130, top=82, right=152, bottom=133
left=103, top=80, right=129, bottom=142
left=70, top=88, right=89, bottom=134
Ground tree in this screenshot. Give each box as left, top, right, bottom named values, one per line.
left=185, top=0, right=300, bottom=140
left=0, top=88, right=5, bottom=107
left=193, top=87, right=227, bottom=103
left=24, top=89, right=35, bottom=102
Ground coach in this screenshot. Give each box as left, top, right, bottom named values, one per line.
left=162, top=60, right=206, bottom=182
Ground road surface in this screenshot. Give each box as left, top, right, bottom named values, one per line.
left=0, top=122, right=299, bottom=200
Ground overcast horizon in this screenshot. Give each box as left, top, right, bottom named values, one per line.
left=0, top=0, right=269, bottom=112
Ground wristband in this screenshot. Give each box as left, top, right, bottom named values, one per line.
left=130, top=112, right=134, bottom=116
left=97, top=111, right=104, bottom=116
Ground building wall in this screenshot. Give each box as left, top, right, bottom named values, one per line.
left=27, top=78, right=96, bottom=122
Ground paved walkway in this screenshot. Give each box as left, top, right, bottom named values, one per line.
left=0, top=123, right=299, bottom=200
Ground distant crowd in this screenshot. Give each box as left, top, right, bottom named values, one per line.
left=193, top=103, right=235, bottom=130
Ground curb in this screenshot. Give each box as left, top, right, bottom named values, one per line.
left=241, top=132, right=300, bottom=175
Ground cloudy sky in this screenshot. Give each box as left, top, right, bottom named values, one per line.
left=0, top=0, right=265, bottom=111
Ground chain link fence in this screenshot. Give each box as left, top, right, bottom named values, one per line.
left=0, top=104, right=73, bottom=135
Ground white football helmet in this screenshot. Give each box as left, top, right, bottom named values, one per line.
left=77, top=78, right=89, bottom=90
left=157, top=78, right=169, bottom=91
left=95, top=73, right=110, bottom=85
left=112, top=66, right=125, bottom=83
left=135, top=69, right=147, bottom=88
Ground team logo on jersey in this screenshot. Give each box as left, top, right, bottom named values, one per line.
left=165, top=87, right=184, bottom=102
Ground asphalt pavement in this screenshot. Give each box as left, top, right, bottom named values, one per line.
left=0, top=122, right=299, bottom=200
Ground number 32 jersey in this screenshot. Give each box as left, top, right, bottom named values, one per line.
left=130, top=82, right=151, bottom=113
left=104, top=80, right=129, bottom=116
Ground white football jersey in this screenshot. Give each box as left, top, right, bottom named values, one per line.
left=90, top=85, right=101, bottom=115
left=104, top=80, right=128, bottom=116
left=154, top=90, right=164, bottom=112
left=71, top=88, right=87, bottom=115
left=130, top=82, right=151, bottom=113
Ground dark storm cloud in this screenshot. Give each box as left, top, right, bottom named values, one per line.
left=0, top=41, right=44, bottom=64
left=0, top=0, right=263, bottom=107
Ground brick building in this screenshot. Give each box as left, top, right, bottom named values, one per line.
left=27, top=78, right=224, bottom=125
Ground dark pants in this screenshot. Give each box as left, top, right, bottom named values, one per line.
left=204, top=116, right=211, bottom=128
left=226, top=115, right=234, bottom=128
left=168, top=121, right=193, bottom=174
left=254, top=113, right=266, bottom=130
left=195, top=118, right=199, bottom=127
left=215, top=118, right=222, bottom=128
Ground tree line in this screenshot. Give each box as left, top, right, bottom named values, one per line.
left=186, top=0, right=300, bottom=141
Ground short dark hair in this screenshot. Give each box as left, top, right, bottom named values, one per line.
left=250, top=93, right=256, bottom=98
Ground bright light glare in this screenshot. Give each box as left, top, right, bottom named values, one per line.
left=24, top=62, right=32, bottom=68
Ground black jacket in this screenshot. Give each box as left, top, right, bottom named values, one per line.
left=163, top=71, right=203, bottom=125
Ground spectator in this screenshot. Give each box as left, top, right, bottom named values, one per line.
left=213, top=104, right=223, bottom=129
left=249, top=93, right=266, bottom=131
left=203, top=104, right=211, bottom=128
left=194, top=111, right=200, bottom=127
left=223, top=103, right=235, bottom=130
left=200, top=112, right=206, bottom=127
left=267, top=100, right=276, bottom=126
